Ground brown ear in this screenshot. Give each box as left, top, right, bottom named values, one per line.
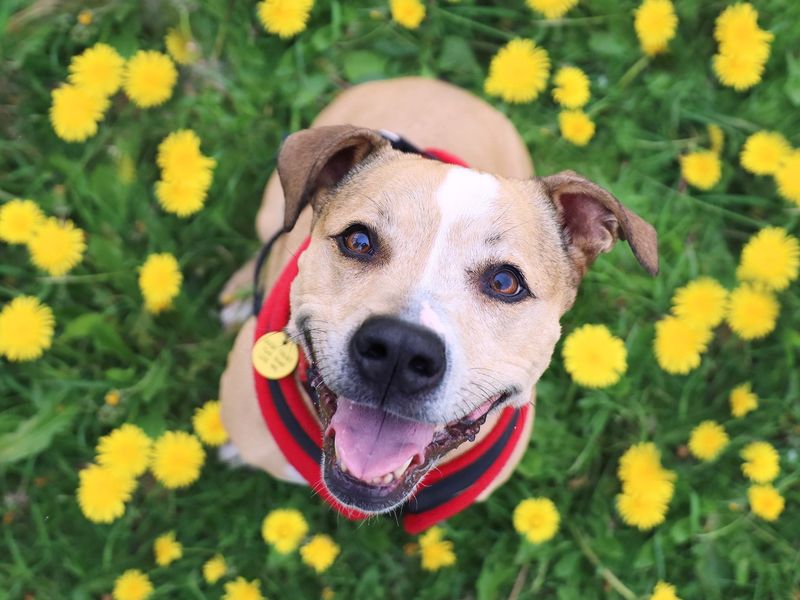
left=541, top=170, right=659, bottom=276
left=277, top=125, right=390, bottom=232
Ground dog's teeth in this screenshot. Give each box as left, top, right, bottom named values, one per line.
left=393, top=457, right=414, bottom=479
left=369, top=473, right=394, bottom=485
left=339, top=461, right=348, bottom=474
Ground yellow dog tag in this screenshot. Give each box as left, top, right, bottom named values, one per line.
left=252, top=331, right=299, bottom=380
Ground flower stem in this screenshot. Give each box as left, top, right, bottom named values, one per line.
left=569, top=524, right=637, bottom=600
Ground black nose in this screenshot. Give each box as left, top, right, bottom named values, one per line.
left=350, top=316, right=446, bottom=395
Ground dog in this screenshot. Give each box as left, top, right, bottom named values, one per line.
left=218, top=77, right=657, bottom=532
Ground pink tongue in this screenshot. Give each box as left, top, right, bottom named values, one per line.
left=330, top=398, right=435, bottom=481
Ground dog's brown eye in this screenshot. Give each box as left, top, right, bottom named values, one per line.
left=491, top=269, right=520, bottom=295
left=482, top=265, right=529, bottom=302
left=344, top=230, right=371, bottom=254
left=337, top=225, right=376, bottom=259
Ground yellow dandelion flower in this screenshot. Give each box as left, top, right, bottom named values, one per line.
left=671, top=277, right=728, bottom=329
left=525, top=0, right=578, bottom=20
left=558, top=110, right=596, bottom=146
left=774, top=150, right=800, bottom=206
left=96, top=424, right=152, bottom=478
left=739, top=131, right=791, bottom=175
left=165, top=27, right=200, bottom=65
left=68, top=43, right=125, bottom=97
left=123, top=50, right=177, bottom=108
left=618, top=442, right=676, bottom=502
left=712, top=46, right=768, bottom=91
left=708, top=124, right=724, bottom=155
left=105, top=389, right=122, bottom=406
left=77, top=9, right=93, bottom=26
left=155, top=178, right=211, bottom=217
left=616, top=489, right=669, bottom=530
left=262, top=508, right=309, bottom=554
left=193, top=400, right=228, bottom=446
left=737, top=227, right=799, bottom=291
left=747, top=484, right=785, bottom=521
left=653, top=315, right=711, bottom=374
left=0, top=296, right=55, bottom=362
left=741, top=441, right=780, bottom=483
left=203, top=554, right=227, bottom=584
left=156, top=129, right=216, bottom=186
left=300, top=534, right=341, bottom=573
left=618, top=442, right=663, bottom=482
left=112, top=569, right=153, bottom=600
left=729, top=382, right=758, bottom=418
left=688, top=420, right=729, bottom=461
left=154, top=531, right=183, bottom=566
left=390, top=0, right=426, bottom=29
left=726, top=284, right=778, bottom=340
left=77, top=463, right=135, bottom=523
left=418, top=527, right=457, bottom=571
left=552, top=66, right=590, bottom=109
left=27, top=217, right=86, bottom=276
left=512, top=497, right=560, bottom=544
left=679, top=150, right=721, bottom=191
left=150, top=431, right=205, bottom=488
left=223, top=577, right=264, bottom=600
left=484, top=39, right=550, bottom=104
left=138, top=253, right=182, bottom=314
left=50, top=83, right=109, bottom=142
left=562, top=324, right=626, bottom=388
left=321, top=588, right=335, bottom=600
left=256, top=0, right=314, bottom=39
left=714, top=3, right=772, bottom=49
left=616, top=443, right=677, bottom=531
left=0, top=198, right=45, bottom=244
left=634, top=0, right=678, bottom=56
left=649, top=581, right=681, bottom=600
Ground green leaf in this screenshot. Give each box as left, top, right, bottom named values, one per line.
left=0, top=404, right=77, bottom=464
left=342, top=50, right=387, bottom=83
left=784, top=53, right=800, bottom=106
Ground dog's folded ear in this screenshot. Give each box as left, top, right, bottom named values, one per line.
left=277, top=125, right=390, bottom=232
left=541, top=170, right=659, bottom=276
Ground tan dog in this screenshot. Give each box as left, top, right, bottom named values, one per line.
left=219, top=77, right=657, bottom=518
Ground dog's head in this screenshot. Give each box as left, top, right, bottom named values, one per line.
left=278, top=125, right=658, bottom=513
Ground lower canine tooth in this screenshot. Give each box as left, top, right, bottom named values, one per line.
left=393, top=457, right=413, bottom=478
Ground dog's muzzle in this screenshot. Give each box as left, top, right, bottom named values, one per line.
left=304, top=317, right=511, bottom=514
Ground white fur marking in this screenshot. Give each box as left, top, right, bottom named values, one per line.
left=420, top=167, right=498, bottom=287
left=419, top=300, right=447, bottom=336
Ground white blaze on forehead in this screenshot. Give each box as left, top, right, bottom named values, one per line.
left=420, top=167, right=498, bottom=288
left=436, top=167, right=499, bottom=226
left=415, top=167, right=498, bottom=336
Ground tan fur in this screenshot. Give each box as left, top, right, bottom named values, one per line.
left=219, top=77, right=657, bottom=511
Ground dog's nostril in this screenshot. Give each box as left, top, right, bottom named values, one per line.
left=409, top=355, right=436, bottom=377
left=363, top=342, right=387, bottom=360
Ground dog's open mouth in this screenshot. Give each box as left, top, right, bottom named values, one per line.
left=307, top=365, right=508, bottom=513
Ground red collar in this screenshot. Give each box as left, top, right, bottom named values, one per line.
left=251, top=146, right=529, bottom=533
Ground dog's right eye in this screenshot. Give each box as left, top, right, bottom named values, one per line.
left=336, top=225, right=375, bottom=259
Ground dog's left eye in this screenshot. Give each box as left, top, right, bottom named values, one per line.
left=336, top=224, right=375, bottom=259
left=482, top=265, right=530, bottom=302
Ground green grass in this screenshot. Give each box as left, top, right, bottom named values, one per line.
left=1, top=0, right=799, bottom=598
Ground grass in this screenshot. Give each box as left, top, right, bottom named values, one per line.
left=1, top=0, right=799, bottom=598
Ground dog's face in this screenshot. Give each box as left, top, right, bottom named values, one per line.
left=279, top=126, right=658, bottom=514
